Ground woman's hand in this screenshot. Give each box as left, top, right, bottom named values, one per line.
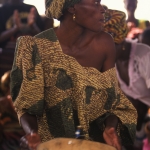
left=103, top=127, right=121, bottom=150
left=13, top=10, right=22, bottom=29
left=28, top=7, right=37, bottom=27
left=20, top=132, right=41, bottom=150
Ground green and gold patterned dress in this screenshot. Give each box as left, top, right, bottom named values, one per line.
left=10, top=28, right=137, bottom=147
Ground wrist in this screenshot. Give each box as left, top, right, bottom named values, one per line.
left=13, top=25, right=19, bottom=32
left=104, top=115, right=119, bottom=130
left=28, top=23, right=41, bottom=33
left=29, top=129, right=38, bottom=134
left=28, top=22, right=36, bottom=28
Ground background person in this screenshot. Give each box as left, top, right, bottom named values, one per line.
left=0, top=0, right=44, bottom=49
left=104, top=8, right=150, bottom=150
left=0, top=0, right=44, bottom=77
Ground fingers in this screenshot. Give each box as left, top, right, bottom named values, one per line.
left=107, top=128, right=121, bottom=149
left=13, top=10, right=19, bottom=16
left=20, top=136, right=29, bottom=150
left=20, top=133, right=41, bottom=150
left=114, top=137, right=122, bottom=150
left=103, top=128, right=114, bottom=146
left=30, top=7, right=36, bottom=15
left=13, top=9, right=21, bottom=27
left=26, top=133, right=41, bottom=150
left=103, top=127, right=122, bottom=150
left=29, top=7, right=37, bottom=18
left=28, top=7, right=37, bottom=26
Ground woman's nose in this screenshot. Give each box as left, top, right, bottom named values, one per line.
left=100, top=5, right=106, bottom=15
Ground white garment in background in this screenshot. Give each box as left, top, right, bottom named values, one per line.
left=116, top=42, right=150, bottom=106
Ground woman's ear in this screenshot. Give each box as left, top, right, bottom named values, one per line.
left=68, top=7, right=75, bottom=14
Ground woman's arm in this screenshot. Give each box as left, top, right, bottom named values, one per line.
left=20, top=113, right=38, bottom=134
left=20, top=113, right=41, bottom=150
left=104, top=115, right=119, bottom=130
left=0, top=26, right=19, bottom=43
left=103, top=115, right=122, bottom=150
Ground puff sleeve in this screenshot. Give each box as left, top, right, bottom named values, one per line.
left=10, top=36, right=45, bottom=120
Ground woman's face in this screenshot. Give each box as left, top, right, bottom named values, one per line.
left=74, top=0, right=105, bottom=32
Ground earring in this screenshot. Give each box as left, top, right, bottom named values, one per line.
left=73, top=14, right=76, bottom=21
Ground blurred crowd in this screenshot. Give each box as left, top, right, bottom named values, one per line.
left=0, top=0, right=54, bottom=77
left=0, top=0, right=150, bottom=150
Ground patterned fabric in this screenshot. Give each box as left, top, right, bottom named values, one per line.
left=10, top=28, right=137, bottom=146
left=45, top=0, right=81, bottom=19
left=104, top=9, right=128, bottom=44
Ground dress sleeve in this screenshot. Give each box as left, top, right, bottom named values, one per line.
left=93, top=68, right=137, bottom=146
left=138, top=50, right=150, bottom=89
left=10, top=36, right=44, bottom=121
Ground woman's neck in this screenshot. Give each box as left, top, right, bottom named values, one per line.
left=54, top=18, right=96, bottom=51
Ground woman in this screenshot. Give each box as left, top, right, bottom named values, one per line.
left=10, top=0, right=137, bottom=150
left=104, top=9, right=150, bottom=150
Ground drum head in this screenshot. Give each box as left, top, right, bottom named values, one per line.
left=37, top=138, right=116, bottom=150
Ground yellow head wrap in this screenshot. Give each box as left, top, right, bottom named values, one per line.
left=104, top=9, right=128, bottom=44
left=45, top=0, right=81, bottom=20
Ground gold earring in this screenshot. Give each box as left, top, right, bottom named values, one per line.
left=73, top=14, right=76, bottom=21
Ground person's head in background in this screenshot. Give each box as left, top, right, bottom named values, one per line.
left=124, top=0, right=149, bottom=35
left=104, top=9, right=128, bottom=60
left=123, top=0, right=138, bottom=30
left=124, top=0, right=137, bottom=18
left=139, top=28, right=150, bottom=46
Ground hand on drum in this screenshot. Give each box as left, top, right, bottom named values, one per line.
left=20, top=132, right=41, bottom=150
left=103, top=127, right=121, bottom=150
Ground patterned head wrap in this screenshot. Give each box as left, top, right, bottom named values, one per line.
left=104, top=9, right=128, bottom=44
left=45, top=0, right=81, bottom=20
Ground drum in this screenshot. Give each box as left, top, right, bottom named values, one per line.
left=37, top=138, right=116, bottom=150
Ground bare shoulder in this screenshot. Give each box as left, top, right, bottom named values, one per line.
left=94, top=31, right=116, bottom=54
left=95, top=31, right=114, bottom=45
left=92, top=31, right=116, bottom=71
